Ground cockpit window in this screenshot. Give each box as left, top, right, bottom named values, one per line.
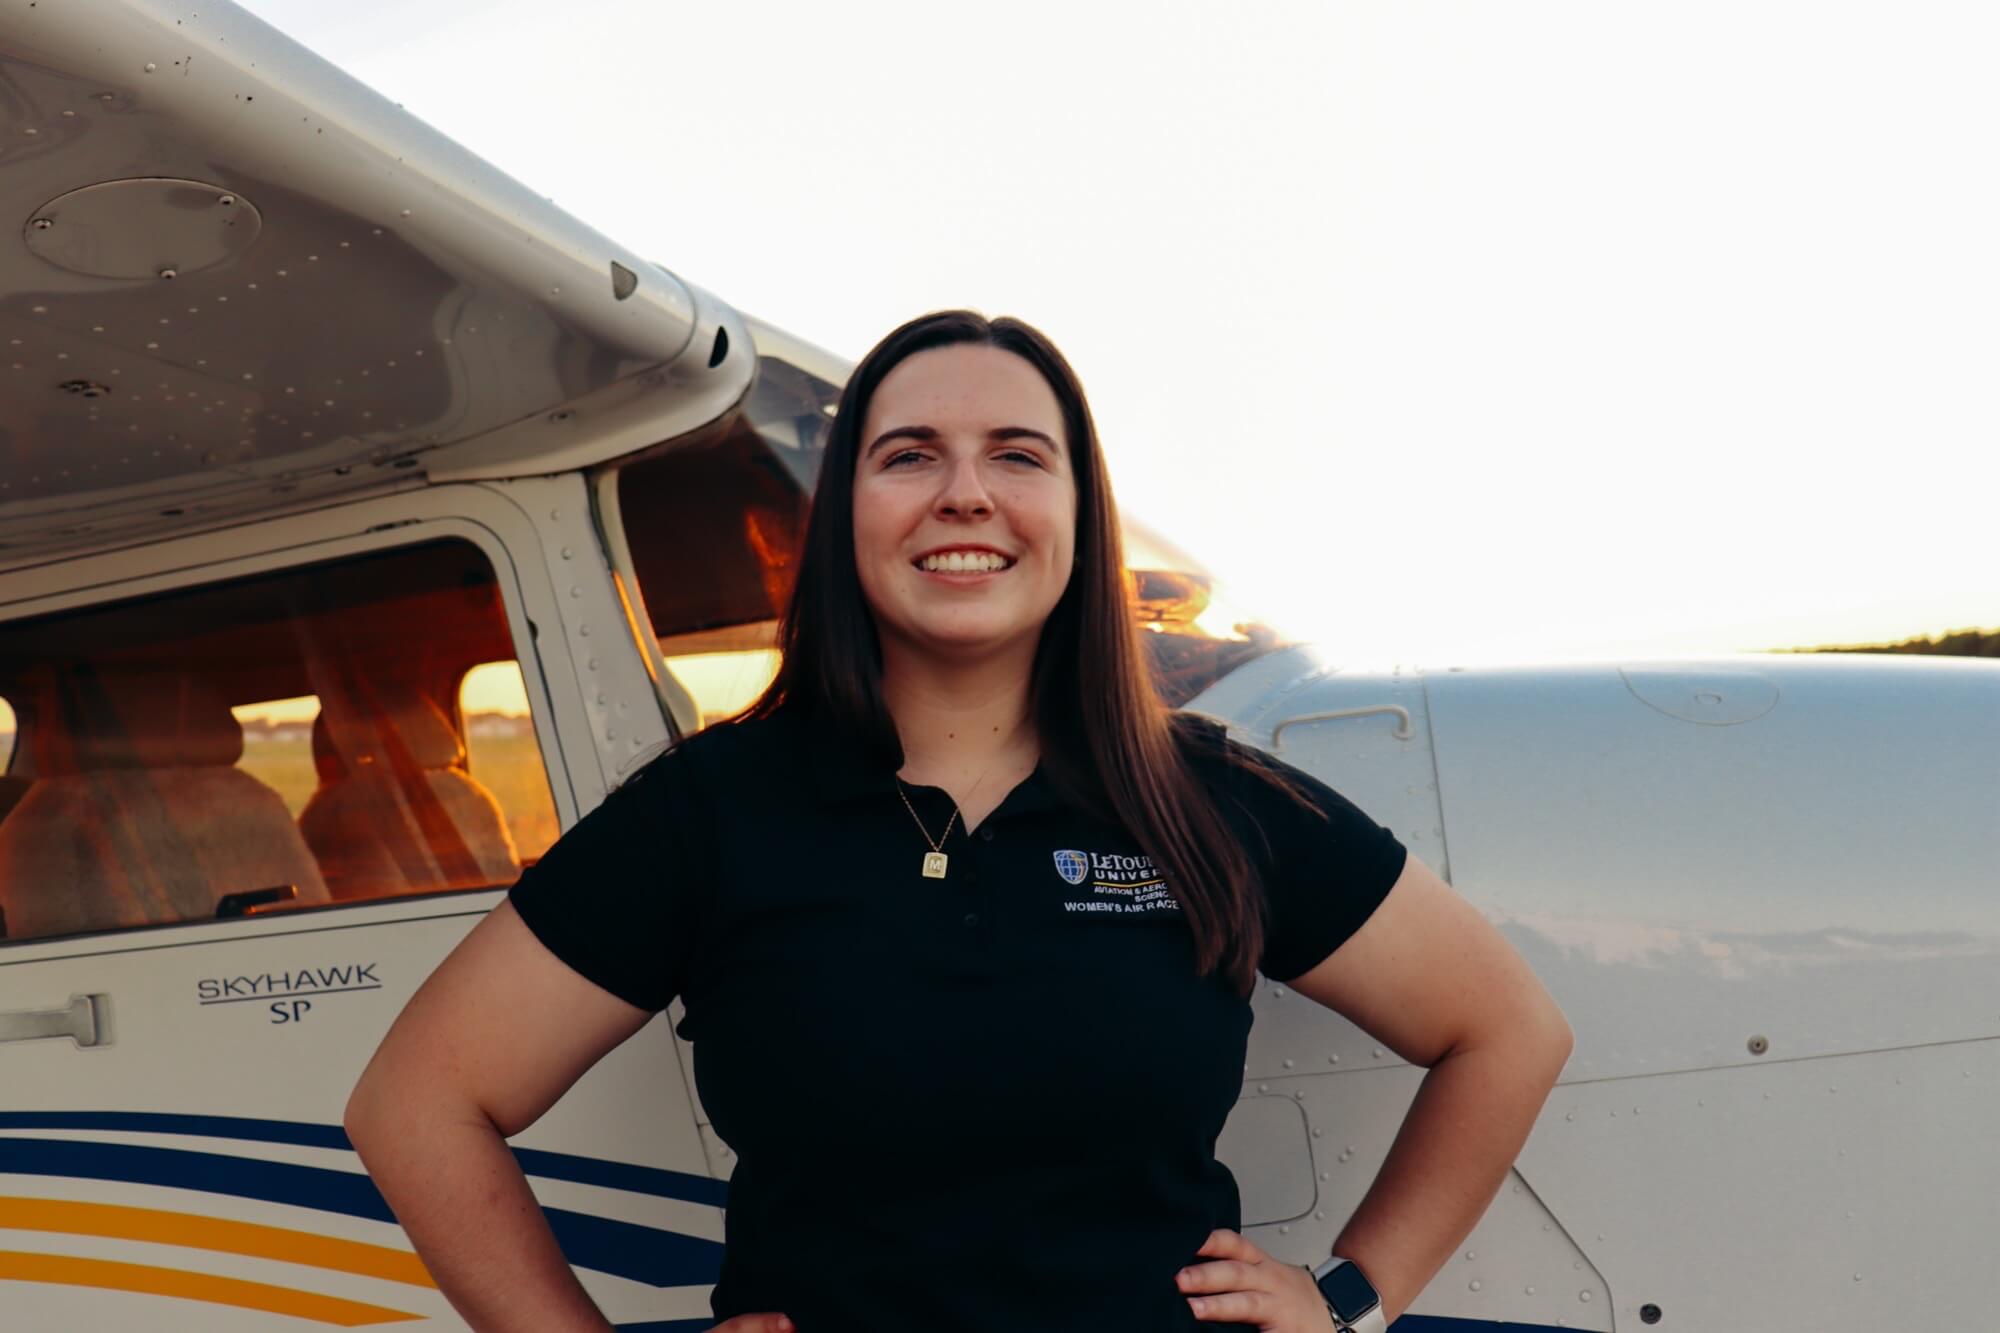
left=611, top=342, right=827, bottom=727
left=1119, top=518, right=1297, bottom=707
left=0, top=539, right=557, bottom=945
left=609, top=332, right=1294, bottom=726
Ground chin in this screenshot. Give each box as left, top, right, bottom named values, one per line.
left=898, top=618, right=1044, bottom=658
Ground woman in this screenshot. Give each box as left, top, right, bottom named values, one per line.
left=345, top=311, right=1574, bottom=1332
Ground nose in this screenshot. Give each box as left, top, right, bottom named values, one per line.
left=933, top=452, right=993, bottom=518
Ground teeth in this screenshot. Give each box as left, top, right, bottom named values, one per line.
left=919, top=551, right=1012, bottom=573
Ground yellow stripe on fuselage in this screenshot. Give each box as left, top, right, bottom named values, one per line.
left=0, top=1197, right=435, bottom=1287
left=0, top=1249, right=421, bottom=1324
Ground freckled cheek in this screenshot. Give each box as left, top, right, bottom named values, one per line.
left=994, top=479, right=1073, bottom=535
left=850, top=499, right=921, bottom=574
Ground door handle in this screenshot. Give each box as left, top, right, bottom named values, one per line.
left=0, top=994, right=109, bottom=1048
left=1271, top=705, right=1414, bottom=748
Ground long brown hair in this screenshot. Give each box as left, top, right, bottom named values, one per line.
left=729, top=310, right=1296, bottom=996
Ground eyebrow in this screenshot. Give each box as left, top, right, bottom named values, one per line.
left=863, top=425, right=1060, bottom=458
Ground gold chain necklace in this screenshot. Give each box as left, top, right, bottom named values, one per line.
left=895, top=780, right=960, bottom=879
left=893, top=732, right=1031, bottom=879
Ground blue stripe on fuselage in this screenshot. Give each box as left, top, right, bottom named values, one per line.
left=0, top=1137, right=721, bottom=1287
left=0, top=1110, right=729, bottom=1207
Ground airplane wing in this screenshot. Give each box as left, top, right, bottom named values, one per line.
left=0, top=0, right=753, bottom=563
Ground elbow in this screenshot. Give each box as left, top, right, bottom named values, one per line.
left=343, top=1071, right=384, bottom=1157
left=1453, top=991, right=1573, bottom=1072
left=344, top=1059, right=509, bottom=1158
left=1440, top=1000, right=1576, bottom=1072
left=1535, top=1001, right=1575, bottom=1080
left=1460, top=991, right=1571, bottom=1079
left=344, top=1056, right=414, bottom=1159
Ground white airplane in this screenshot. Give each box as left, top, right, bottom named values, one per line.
left=1, top=3, right=1994, bottom=1329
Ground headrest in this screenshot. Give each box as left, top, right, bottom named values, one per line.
left=311, top=693, right=465, bottom=783
left=31, top=672, right=243, bottom=774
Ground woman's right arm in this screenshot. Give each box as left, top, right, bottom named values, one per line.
left=343, top=899, right=650, bottom=1330
left=343, top=900, right=791, bottom=1333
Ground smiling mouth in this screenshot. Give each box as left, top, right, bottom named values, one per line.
left=913, top=552, right=1016, bottom=574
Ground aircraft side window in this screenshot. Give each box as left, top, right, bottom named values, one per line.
left=656, top=646, right=780, bottom=733
left=604, top=351, right=834, bottom=732
left=458, top=661, right=558, bottom=865
left=0, top=539, right=560, bottom=945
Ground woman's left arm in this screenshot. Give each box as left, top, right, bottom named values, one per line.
left=1283, top=850, right=1574, bottom=1324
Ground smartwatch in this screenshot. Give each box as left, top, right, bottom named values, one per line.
left=1307, top=1255, right=1386, bottom=1333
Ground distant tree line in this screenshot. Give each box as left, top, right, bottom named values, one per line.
left=1776, top=626, right=2000, bottom=658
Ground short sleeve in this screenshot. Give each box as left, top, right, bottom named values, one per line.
left=1223, top=739, right=1409, bottom=984
left=506, top=742, right=712, bottom=1012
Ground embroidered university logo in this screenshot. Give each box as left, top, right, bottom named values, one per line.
left=1052, top=849, right=1089, bottom=885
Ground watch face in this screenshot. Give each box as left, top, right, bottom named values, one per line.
left=1317, top=1262, right=1380, bottom=1321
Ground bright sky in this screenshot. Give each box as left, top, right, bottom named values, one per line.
left=237, top=0, right=2000, bottom=669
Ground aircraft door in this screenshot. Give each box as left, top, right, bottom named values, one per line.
left=0, top=509, right=719, bottom=1330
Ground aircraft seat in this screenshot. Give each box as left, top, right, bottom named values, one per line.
left=299, top=694, right=520, bottom=900
left=0, top=672, right=331, bottom=940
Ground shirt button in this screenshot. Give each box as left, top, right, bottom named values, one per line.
left=978, top=826, right=994, bottom=841
left=962, top=912, right=980, bottom=928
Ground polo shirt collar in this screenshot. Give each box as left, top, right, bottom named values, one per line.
left=793, top=707, right=898, bottom=804
left=786, top=705, right=1062, bottom=820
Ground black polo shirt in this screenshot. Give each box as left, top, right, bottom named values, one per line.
left=508, top=706, right=1408, bottom=1333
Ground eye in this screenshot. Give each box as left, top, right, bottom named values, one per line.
left=883, top=449, right=927, bottom=467
left=998, top=449, right=1043, bottom=466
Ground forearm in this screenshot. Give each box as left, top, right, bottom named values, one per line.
left=346, top=1094, right=613, bottom=1333
left=1328, top=1030, right=1569, bottom=1323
